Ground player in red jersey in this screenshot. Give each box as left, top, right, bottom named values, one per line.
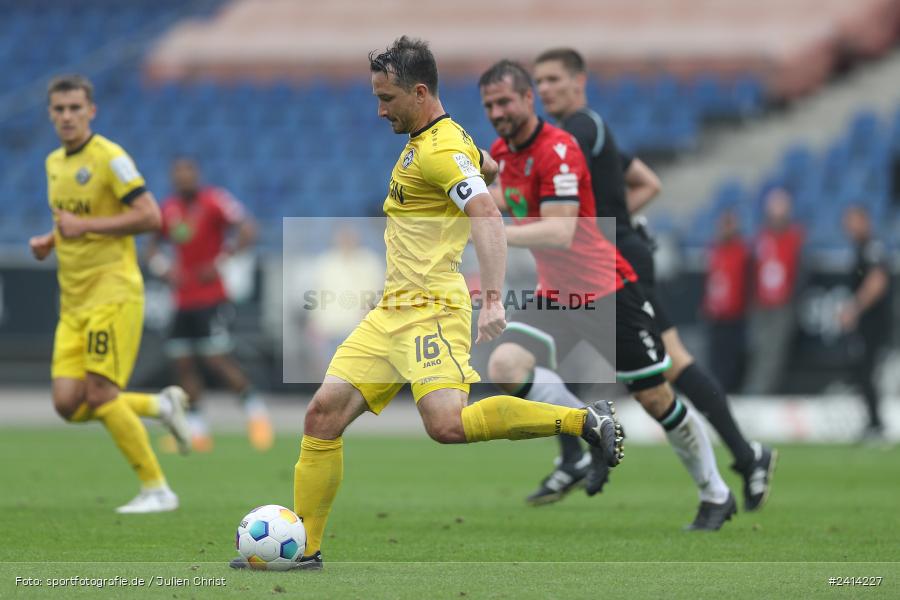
left=148, top=157, right=272, bottom=452
left=480, top=60, right=735, bottom=530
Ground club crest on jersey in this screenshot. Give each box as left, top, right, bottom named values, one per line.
left=402, top=148, right=415, bottom=169
left=75, top=167, right=92, bottom=185
left=524, top=157, right=534, bottom=177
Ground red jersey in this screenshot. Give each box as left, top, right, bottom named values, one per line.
left=753, top=225, right=803, bottom=308
left=491, top=120, right=636, bottom=301
left=703, top=238, right=750, bottom=321
left=160, top=186, right=245, bottom=309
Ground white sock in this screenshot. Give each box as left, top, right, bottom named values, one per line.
left=157, top=394, right=174, bottom=420
left=523, top=367, right=586, bottom=409
left=663, top=400, right=730, bottom=504
left=240, top=389, right=268, bottom=418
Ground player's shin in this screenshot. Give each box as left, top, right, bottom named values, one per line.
left=294, top=435, right=344, bottom=555
left=659, top=396, right=730, bottom=503
left=519, top=367, right=586, bottom=409
left=460, top=395, right=586, bottom=442
left=94, top=397, right=166, bottom=488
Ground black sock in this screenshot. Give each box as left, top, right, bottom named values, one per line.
left=674, top=363, right=755, bottom=470
left=558, top=434, right=583, bottom=465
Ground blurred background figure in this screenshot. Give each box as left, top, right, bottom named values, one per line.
left=703, top=210, right=750, bottom=393
left=304, top=224, right=382, bottom=378
left=839, top=204, right=892, bottom=444
left=147, top=157, right=272, bottom=452
left=743, top=188, right=804, bottom=394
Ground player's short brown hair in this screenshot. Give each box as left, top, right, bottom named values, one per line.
left=535, top=48, right=586, bottom=75
left=369, top=36, right=439, bottom=95
left=47, top=74, right=94, bottom=104
left=478, top=60, right=533, bottom=95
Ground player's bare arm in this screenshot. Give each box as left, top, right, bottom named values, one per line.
left=28, top=231, right=55, bottom=261
left=488, top=183, right=507, bottom=212
left=504, top=202, right=578, bottom=248
left=55, top=192, right=162, bottom=239
left=466, top=193, right=507, bottom=343
left=480, top=149, right=499, bottom=186
left=231, top=215, right=257, bottom=255
left=625, top=158, right=661, bottom=215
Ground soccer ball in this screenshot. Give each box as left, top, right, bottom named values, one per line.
left=235, top=504, right=306, bottom=571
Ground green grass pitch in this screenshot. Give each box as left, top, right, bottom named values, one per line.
left=1, top=427, right=898, bottom=599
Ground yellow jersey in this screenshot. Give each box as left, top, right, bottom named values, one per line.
left=46, top=134, right=147, bottom=312
left=381, top=115, right=484, bottom=310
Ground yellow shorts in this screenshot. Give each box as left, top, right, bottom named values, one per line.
left=51, top=301, right=144, bottom=389
left=326, top=304, right=480, bottom=414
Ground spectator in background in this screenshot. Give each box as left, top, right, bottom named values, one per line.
left=743, top=188, right=804, bottom=395
left=703, top=210, right=750, bottom=393
left=147, top=157, right=272, bottom=452
left=839, top=204, right=891, bottom=444
left=305, top=224, right=383, bottom=377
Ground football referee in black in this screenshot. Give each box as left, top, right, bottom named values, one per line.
left=839, top=204, right=892, bottom=444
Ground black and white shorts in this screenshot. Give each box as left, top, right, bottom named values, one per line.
left=165, top=302, right=235, bottom=358
left=500, top=281, right=670, bottom=391
left=616, top=226, right=674, bottom=333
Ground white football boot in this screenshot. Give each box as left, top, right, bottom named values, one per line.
left=116, top=487, right=179, bottom=514
left=159, top=386, right=192, bottom=455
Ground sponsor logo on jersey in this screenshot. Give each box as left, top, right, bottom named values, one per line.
left=504, top=186, right=528, bottom=219
left=453, top=153, right=479, bottom=177
left=75, top=167, right=92, bottom=185
left=552, top=171, right=578, bottom=197
left=53, top=198, right=91, bottom=215
left=553, top=143, right=568, bottom=159
left=389, top=178, right=405, bottom=204
left=402, top=148, right=415, bottom=169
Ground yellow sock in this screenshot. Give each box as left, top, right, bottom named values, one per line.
left=94, top=397, right=166, bottom=487
left=120, top=392, right=160, bottom=417
left=294, top=435, right=343, bottom=556
left=69, top=403, right=95, bottom=423
left=460, top=395, right=586, bottom=442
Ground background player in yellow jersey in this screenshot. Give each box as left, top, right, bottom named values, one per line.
left=28, top=75, right=191, bottom=514
left=229, top=36, right=624, bottom=571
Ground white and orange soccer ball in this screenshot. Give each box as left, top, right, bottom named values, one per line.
left=235, top=504, right=307, bottom=571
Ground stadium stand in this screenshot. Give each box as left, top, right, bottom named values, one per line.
left=1, top=0, right=898, bottom=252
left=685, top=106, right=900, bottom=251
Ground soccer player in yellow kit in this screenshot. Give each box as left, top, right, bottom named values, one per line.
left=28, top=75, right=191, bottom=514
left=229, top=37, right=623, bottom=571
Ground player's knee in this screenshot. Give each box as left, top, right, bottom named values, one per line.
left=304, top=388, right=345, bottom=437
left=634, top=384, right=674, bottom=420
left=661, top=330, right=693, bottom=379
left=53, top=400, right=79, bottom=421
left=424, top=417, right=466, bottom=444
left=83, top=379, right=118, bottom=409
left=488, top=343, right=533, bottom=390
